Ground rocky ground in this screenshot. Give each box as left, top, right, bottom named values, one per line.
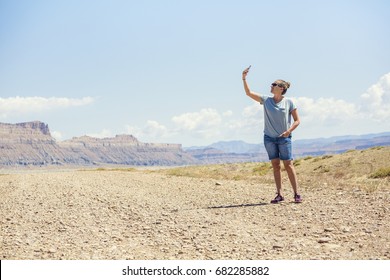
left=1, top=169, right=389, bottom=260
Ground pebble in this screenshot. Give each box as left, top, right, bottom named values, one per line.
left=318, top=237, right=332, bottom=244
left=341, top=227, right=351, bottom=233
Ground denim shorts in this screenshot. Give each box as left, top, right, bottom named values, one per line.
left=264, top=134, right=293, bottom=161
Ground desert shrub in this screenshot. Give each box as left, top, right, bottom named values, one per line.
left=314, top=165, right=330, bottom=173
left=369, top=167, right=390, bottom=178
left=322, top=155, right=333, bottom=159
left=334, top=171, right=345, bottom=179
left=233, top=175, right=244, bottom=180
left=252, top=163, right=271, bottom=176
left=369, top=146, right=384, bottom=151
left=95, top=167, right=136, bottom=172
left=166, top=167, right=197, bottom=178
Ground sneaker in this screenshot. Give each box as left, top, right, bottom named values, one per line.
left=271, top=194, right=284, bottom=204
left=294, top=194, right=302, bottom=203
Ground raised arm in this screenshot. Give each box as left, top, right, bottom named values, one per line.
left=242, top=66, right=263, bottom=103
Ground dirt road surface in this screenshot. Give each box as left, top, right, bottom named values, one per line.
left=1, top=170, right=389, bottom=259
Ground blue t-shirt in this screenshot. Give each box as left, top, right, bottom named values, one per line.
left=260, top=95, right=297, bottom=137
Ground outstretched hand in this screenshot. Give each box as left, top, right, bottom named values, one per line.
left=242, top=65, right=251, bottom=80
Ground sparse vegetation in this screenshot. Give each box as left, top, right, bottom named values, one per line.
left=369, top=146, right=384, bottom=151
left=252, top=163, right=271, bottom=176
left=75, top=146, right=390, bottom=192
left=156, top=146, right=390, bottom=190
left=163, top=162, right=272, bottom=181
left=81, top=167, right=137, bottom=172
left=322, top=155, right=333, bottom=159
left=369, top=167, right=390, bottom=178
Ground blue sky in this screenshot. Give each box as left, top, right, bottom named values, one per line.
left=1, top=0, right=389, bottom=146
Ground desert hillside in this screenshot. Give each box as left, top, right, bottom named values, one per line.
left=160, top=146, right=390, bottom=190
left=1, top=147, right=389, bottom=259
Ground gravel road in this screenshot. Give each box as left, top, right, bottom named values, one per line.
left=1, top=170, right=389, bottom=259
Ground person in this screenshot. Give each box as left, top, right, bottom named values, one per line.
left=242, top=66, right=302, bottom=203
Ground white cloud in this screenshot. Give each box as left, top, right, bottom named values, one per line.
left=143, top=120, right=170, bottom=138
left=123, top=73, right=390, bottom=145
left=241, top=102, right=262, bottom=118
left=125, top=107, right=262, bottom=144
left=292, top=97, right=359, bottom=126
left=172, top=108, right=222, bottom=132
left=125, top=125, right=143, bottom=138
left=125, top=108, right=228, bottom=144
left=288, top=72, right=390, bottom=137
left=360, top=72, right=390, bottom=120
left=125, top=120, right=170, bottom=141
left=87, top=129, right=113, bottom=139
left=290, top=72, right=390, bottom=127
left=0, top=96, right=94, bottom=119
left=222, top=110, right=233, bottom=117
left=225, top=103, right=263, bottom=138
left=51, top=131, right=63, bottom=141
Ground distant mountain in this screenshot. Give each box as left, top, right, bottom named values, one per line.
left=185, top=132, right=390, bottom=163
left=209, top=140, right=262, bottom=154
left=294, top=132, right=390, bottom=145
left=293, top=132, right=390, bottom=156
left=186, top=147, right=268, bottom=164
left=186, top=140, right=261, bottom=154
left=185, top=141, right=268, bottom=164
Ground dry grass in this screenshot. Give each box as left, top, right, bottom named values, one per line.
left=160, top=162, right=272, bottom=181
left=79, top=146, right=390, bottom=192
left=369, top=167, right=390, bottom=179
left=156, top=146, right=390, bottom=191
left=80, top=167, right=137, bottom=172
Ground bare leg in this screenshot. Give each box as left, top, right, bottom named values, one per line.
left=283, top=160, right=299, bottom=195
left=271, top=159, right=282, bottom=194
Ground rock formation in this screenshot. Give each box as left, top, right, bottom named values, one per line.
left=0, top=121, right=197, bottom=167
left=0, top=121, right=65, bottom=166
left=2, top=121, right=389, bottom=168
left=59, top=135, right=196, bottom=166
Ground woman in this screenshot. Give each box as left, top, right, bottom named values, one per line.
left=242, top=66, right=302, bottom=203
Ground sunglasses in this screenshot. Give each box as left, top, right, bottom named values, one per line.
left=271, top=83, right=284, bottom=88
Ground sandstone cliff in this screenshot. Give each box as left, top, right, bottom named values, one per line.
left=59, top=135, right=196, bottom=166
left=0, top=121, right=66, bottom=166
left=0, top=121, right=197, bottom=167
